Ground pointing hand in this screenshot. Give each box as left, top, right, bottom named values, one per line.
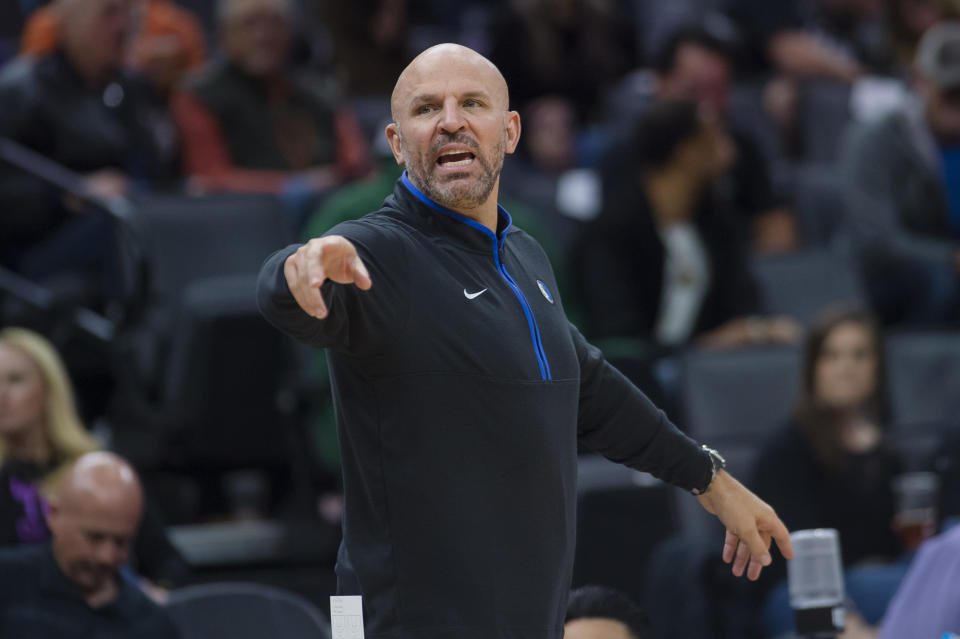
left=284, top=235, right=372, bottom=319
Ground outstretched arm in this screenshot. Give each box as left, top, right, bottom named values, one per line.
left=258, top=220, right=410, bottom=354
left=696, top=470, right=795, bottom=581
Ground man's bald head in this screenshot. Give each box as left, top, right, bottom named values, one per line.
left=390, top=44, right=510, bottom=123
left=48, top=452, right=145, bottom=597
left=55, top=451, right=144, bottom=517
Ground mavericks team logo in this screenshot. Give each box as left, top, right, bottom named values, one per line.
left=536, top=280, right=554, bottom=304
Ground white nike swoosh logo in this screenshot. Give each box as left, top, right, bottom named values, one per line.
left=463, top=288, right=487, bottom=300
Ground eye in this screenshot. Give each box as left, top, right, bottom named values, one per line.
left=415, top=104, right=436, bottom=115
left=86, top=531, right=106, bottom=544
left=464, top=98, right=482, bottom=108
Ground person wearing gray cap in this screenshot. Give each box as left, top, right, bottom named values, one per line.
left=839, top=22, right=960, bottom=326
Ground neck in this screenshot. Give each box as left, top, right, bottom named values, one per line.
left=1, top=422, right=51, bottom=463
left=836, top=408, right=881, bottom=453
left=642, top=165, right=701, bottom=228
left=63, top=48, right=112, bottom=89
left=404, top=172, right=502, bottom=233
left=455, top=200, right=499, bottom=233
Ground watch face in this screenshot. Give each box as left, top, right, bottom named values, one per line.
left=703, top=445, right=726, bottom=468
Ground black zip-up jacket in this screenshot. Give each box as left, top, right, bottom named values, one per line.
left=257, top=174, right=712, bottom=639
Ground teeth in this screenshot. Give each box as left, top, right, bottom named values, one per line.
left=442, top=158, right=474, bottom=167
left=440, top=150, right=469, bottom=157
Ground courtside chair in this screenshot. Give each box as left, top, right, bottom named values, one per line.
left=166, top=581, right=331, bottom=639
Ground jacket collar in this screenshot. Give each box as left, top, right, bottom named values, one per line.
left=391, top=171, right=513, bottom=256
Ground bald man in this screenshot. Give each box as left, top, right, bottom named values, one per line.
left=258, top=43, right=793, bottom=639
left=0, top=452, right=179, bottom=639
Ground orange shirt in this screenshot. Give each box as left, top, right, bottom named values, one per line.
left=171, top=91, right=372, bottom=194
left=21, top=0, right=206, bottom=76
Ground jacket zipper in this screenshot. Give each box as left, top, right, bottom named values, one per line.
left=493, top=250, right=552, bottom=381
left=401, top=173, right=552, bottom=381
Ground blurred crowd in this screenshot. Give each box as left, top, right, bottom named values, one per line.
left=1, top=0, right=960, bottom=637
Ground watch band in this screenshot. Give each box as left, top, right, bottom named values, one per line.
left=691, top=444, right=726, bottom=495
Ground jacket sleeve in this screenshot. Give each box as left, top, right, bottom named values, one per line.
left=0, top=61, right=64, bottom=245
left=572, top=323, right=712, bottom=491
left=256, top=219, right=411, bottom=356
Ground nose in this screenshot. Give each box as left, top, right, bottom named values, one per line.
left=438, top=97, right=466, bottom=134
left=94, top=540, right=124, bottom=566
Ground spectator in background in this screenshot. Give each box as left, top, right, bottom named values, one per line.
left=0, top=327, right=188, bottom=593
left=879, top=523, right=960, bottom=638
left=172, top=0, right=371, bottom=211
left=318, top=0, right=409, bottom=97
left=0, top=451, right=180, bottom=638
left=604, top=24, right=799, bottom=254
left=0, top=0, right=26, bottom=66
left=884, top=0, right=960, bottom=71
left=488, top=0, right=637, bottom=127
left=0, top=0, right=180, bottom=304
left=839, top=22, right=960, bottom=326
left=724, top=0, right=889, bottom=159
left=725, top=0, right=887, bottom=80
left=933, top=425, right=960, bottom=523
left=750, top=307, right=905, bottom=634
left=564, top=585, right=650, bottom=639
left=500, top=95, right=593, bottom=260
left=572, top=101, right=800, bottom=350
left=20, top=0, right=207, bottom=96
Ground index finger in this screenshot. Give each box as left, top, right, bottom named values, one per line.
left=768, top=516, right=794, bottom=560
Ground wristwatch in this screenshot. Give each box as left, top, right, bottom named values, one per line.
left=691, top=445, right=727, bottom=495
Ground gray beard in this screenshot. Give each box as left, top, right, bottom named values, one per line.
left=403, top=132, right=504, bottom=211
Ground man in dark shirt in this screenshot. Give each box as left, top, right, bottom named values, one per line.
left=0, top=451, right=179, bottom=639
left=258, top=42, right=794, bottom=638
left=0, top=0, right=179, bottom=298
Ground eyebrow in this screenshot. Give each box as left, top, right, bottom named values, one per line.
left=408, top=90, right=493, bottom=108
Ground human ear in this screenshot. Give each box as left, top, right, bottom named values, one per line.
left=504, top=110, right=521, bottom=155
left=384, top=123, right=406, bottom=165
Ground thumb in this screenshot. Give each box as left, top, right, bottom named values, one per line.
left=350, top=255, right=372, bottom=290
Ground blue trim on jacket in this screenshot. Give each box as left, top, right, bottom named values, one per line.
left=400, top=171, right=552, bottom=380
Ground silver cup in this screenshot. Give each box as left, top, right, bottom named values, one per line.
left=788, top=528, right=845, bottom=638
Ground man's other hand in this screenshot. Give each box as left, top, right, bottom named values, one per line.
left=696, top=470, right=794, bottom=581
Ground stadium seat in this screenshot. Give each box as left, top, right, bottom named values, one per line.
left=166, top=581, right=330, bottom=639
left=790, top=163, right=847, bottom=248
left=799, top=80, right=852, bottom=164
left=885, top=331, right=960, bottom=427
left=680, top=344, right=801, bottom=442
left=573, top=455, right=679, bottom=606
left=885, top=332, right=960, bottom=469
left=751, top=250, right=867, bottom=325
left=108, top=194, right=313, bottom=521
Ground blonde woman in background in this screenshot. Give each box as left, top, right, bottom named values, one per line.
left=0, top=327, right=188, bottom=596
left=0, top=327, right=100, bottom=544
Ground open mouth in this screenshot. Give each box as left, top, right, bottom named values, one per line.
left=436, top=149, right=476, bottom=168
